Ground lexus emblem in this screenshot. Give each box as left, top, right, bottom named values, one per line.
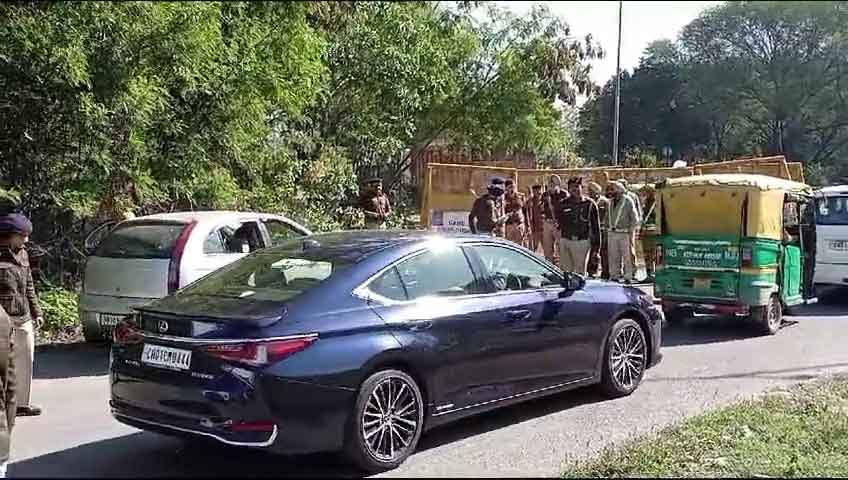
left=157, top=320, right=169, bottom=334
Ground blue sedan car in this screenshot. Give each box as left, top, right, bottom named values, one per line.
left=110, top=231, right=663, bottom=472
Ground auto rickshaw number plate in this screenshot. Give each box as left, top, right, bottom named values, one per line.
left=693, top=277, right=711, bottom=290
left=829, top=240, right=848, bottom=251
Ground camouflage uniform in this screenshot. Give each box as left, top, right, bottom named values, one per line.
left=0, top=306, right=14, bottom=475
left=503, top=190, right=527, bottom=246
left=359, top=188, right=392, bottom=230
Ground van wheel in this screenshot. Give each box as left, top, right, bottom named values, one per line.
left=344, top=370, right=424, bottom=473
left=599, top=318, right=647, bottom=398
left=751, top=294, right=782, bottom=336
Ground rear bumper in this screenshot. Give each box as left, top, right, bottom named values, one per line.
left=79, top=293, right=159, bottom=338
left=110, top=362, right=355, bottom=455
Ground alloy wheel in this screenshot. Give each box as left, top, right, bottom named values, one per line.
left=610, top=324, right=646, bottom=390
left=361, top=375, right=421, bottom=462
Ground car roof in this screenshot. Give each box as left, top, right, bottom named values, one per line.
left=119, top=211, right=307, bottom=232
left=261, top=230, right=513, bottom=264
left=816, top=185, right=848, bottom=194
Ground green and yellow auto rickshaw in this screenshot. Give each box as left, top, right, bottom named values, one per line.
left=655, top=174, right=816, bottom=335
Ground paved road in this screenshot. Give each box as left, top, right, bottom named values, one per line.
left=9, top=291, right=848, bottom=478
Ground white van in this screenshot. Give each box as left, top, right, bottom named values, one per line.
left=814, top=185, right=848, bottom=287
left=79, top=211, right=311, bottom=341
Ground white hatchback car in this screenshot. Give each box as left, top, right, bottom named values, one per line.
left=79, top=211, right=311, bottom=341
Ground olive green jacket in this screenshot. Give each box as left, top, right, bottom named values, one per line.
left=0, top=247, right=42, bottom=327
left=0, top=306, right=15, bottom=464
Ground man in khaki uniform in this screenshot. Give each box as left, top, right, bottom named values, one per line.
left=0, top=214, right=41, bottom=417
left=541, top=175, right=568, bottom=265
left=557, top=177, right=600, bottom=275
left=468, top=180, right=508, bottom=236
left=503, top=179, right=527, bottom=246
left=607, top=182, right=640, bottom=284
left=526, top=184, right=545, bottom=253
left=359, top=178, right=392, bottom=229
left=587, top=181, right=610, bottom=279
left=0, top=305, right=14, bottom=478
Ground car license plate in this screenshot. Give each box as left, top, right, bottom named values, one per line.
left=141, top=344, right=192, bottom=371
left=830, top=240, right=848, bottom=251
left=693, top=277, right=711, bottom=290
left=100, top=314, right=125, bottom=327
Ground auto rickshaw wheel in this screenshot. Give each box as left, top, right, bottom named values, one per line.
left=750, top=294, right=782, bottom=336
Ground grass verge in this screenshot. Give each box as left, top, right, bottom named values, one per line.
left=563, top=376, right=848, bottom=478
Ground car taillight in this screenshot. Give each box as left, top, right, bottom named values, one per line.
left=741, top=246, right=753, bottom=267
left=168, top=221, right=197, bottom=294
left=201, top=336, right=317, bottom=367
left=231, top=420, right=276, bottom=432
left=114, top=320, right=143, bottom=345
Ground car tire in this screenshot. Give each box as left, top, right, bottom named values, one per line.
left=599, top=318, right=648, bottom=398
left=344, top=369, right=425, bottom=473
left=751, top=293, right=782, bottom=336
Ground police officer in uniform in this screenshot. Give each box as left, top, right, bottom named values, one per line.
left=469, top=179, right=507, bottom=236
left=359, top=178, right=392, bottom=230
left=541, top=175, right=569, bottom=265
left=557, top=177, right=600, bottom=275
left=587, top=181, right=610, bottom=279
left=0, top=214, right=41, bottom=418
left=0, top=304, right=14, bottom=478
left=503, top=179, right=527, bottom=245
left=527, top=184, right=545, bottom=253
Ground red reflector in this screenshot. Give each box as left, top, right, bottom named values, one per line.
left=201, top=336, right=317, bottom=366
left=231, top=420, right=276, bottom=432
left=113, top=321, right=143, bottom=345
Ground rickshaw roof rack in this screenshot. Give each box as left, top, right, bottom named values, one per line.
left=661, top=173, right=810, bottom=193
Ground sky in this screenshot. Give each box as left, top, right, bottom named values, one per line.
left=498, top=1, right=722, bottom=88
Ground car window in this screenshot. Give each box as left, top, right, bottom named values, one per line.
left=474, top=245, right=561, bottom=292
left=94, top=222, right=187, bottom=259
left=203, top=230, right=227, bottom=254
left=180, top=249, right=352, bottom=303
left=225, top=221, right=263, bottom=254
left=264, top=219, right=303, bottom=247
left=368, top=266, right=408, bottom=301
left=394, top=246, right=477, bottom=300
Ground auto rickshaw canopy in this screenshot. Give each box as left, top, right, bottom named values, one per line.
left=657, top=174, right=812, bottom=241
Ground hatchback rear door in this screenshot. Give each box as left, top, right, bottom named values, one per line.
left=84, top=220, right=189, bottom=299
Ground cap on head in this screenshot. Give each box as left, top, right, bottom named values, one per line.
left=490, top=177, right=506, bottom=186
left=567, top=176, right=583, bottom=186
left=0, top=213, right=33, bottom=236
left=640, top=183, right=656, bottom=193
left=532, top=184, right=543, bottom=190
left=611, top=181, right=626, bottom=193
left=548, top=174, right=562, bottom=185
left=587, top=181, right=602, bottom=194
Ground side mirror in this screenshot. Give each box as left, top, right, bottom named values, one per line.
left=561, top=272, right=586, bottom=292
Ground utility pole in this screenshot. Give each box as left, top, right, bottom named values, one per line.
left=612, top=0, right=623, bottom=166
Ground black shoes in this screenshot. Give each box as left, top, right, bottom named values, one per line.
left=17, top=405, right=42, bottom=417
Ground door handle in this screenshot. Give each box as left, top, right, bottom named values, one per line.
left=504, top=310, right=532, bottom=322
left=407, top=320, right=433, bottom=331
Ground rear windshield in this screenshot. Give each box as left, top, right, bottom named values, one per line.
left=94, top=222, right=186, bottom=259
left=817, top=197, right=848, bottom=226
left=179, top=241, right=353, bottom=302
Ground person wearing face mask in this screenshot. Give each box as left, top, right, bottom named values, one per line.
left=607, top=182, right=640, bottom=284
left=541, top=175, right=568, bottom=265
left=0, top=213, right=42, bottom=418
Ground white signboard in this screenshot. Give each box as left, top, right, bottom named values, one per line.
left=430, top=210, right=471, bottom=233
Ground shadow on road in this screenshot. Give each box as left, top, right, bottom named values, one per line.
left=34, top=343, right=109, bottom=380
left=10, top=385, right=608, bottom=478
left=646, top=361, right=848, bottom=383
